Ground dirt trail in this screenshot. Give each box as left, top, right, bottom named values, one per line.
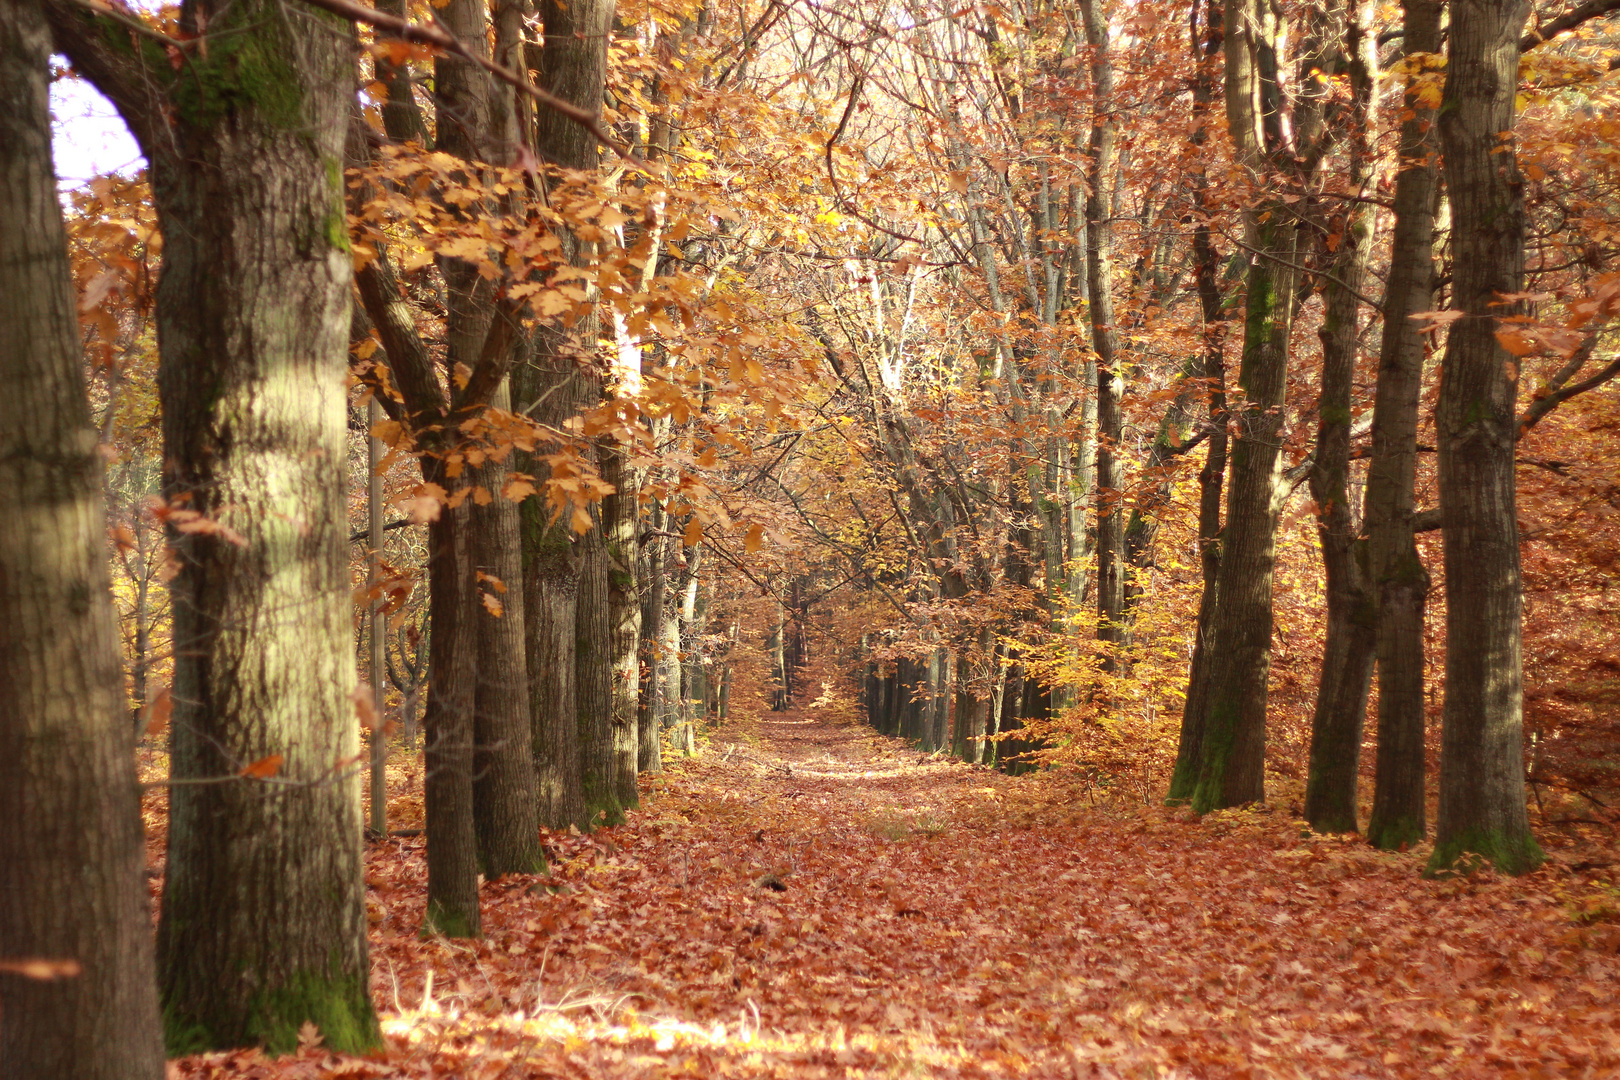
left=172, top=704, right=1620, bottom=1079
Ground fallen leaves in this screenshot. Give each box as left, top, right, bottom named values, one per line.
left=150, top=701, right=1619, bottom=1079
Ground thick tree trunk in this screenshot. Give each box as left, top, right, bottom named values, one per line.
left=50, top=0, right=382, bottom=1048
left=470, top=383, right=544, bottom=875
left=1190, top=0, right=1329, bottom=813
left=515, top=0, right=616, bottom=829
left=420, top=484, right=482, bottom=936
left=1304, top=3, right=1379, bottom=834
left=1429, top=0, right=1543, bottom=876
left=515, top=328, right=587, bottom=830
left=1191, top=209, right=1298, bottom=813
left=0, top=8, right=164, bottom=1073
left=1365, top=0, right=1442, bottom=852
left=577, top=517, right=620, bottom=825
left=432, top=0, right=542, bottom=881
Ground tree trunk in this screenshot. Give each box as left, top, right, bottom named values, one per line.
left=367, top=399, right=387, bottom=839
left=0, top=7, right=164, bottom=1073
left=603, top=436, right=641, bottom=809
left=50, top=0, right=382, bottom=1049
left=1166, top=17, right=1228, bottom=804
left=515, top=0, right=615, bottom=829
left=420, top=481, right=483, bottom=936
left=1365, top=0, right=1442, bottom=852
left=1303, top=2, right=1379, bottom=834
left=471, top=382, right=544, bottom=874
left=577, top=515, right=620, bottom=825
left=1190, top=0, right=1325, bottom=813
left=1082, top=0, right=1125, bottom=665
left=1429, top=0, right=1543, bottom=876
left=637, top=495, right=668, bottom=772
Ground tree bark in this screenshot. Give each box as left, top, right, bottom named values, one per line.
left=1190, top=0, right=1327, bottom=813
left=471, top=383, right=545, bottom=875
left=637, top=493, right=668, bottom=772
left=50, top=0, right=381, bottom=1049
left=603, top=442, right=642, bottom=809
left=515, top=0, right=617, bottom=829
left=1304, top=0, right=1379, bottom=834
left=1167, top=10, right=1229, bottom=804
left=1081, top=0, right=1125, bottom=666
left=420, top=480, right=482, bottom=936
left=1429, top=0, right=1543, bottom=876
left=0, top=6, right=164, bottom=1073
left=1365, top=0, right=1442, bottom=852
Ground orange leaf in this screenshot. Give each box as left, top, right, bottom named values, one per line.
left=142, top=685, right=173, bottom=739
left=352, top=684, right=378, bottom=731
left=0, top=958, right=82, bottom=981
left=240, top=755, right=284, bottom=780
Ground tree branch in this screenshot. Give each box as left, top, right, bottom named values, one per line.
left=293, top=0, right=636, bottom=162
left=1522, top=0, right=1620, bottom=50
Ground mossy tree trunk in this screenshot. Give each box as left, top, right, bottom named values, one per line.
left=1428, top=0, right=1543, bottom=876
left=1189, top=0, right=1338, bottom=813
left=0, top=6, right=164, bottom=1073
left=51, top=0, right=381, bottom=1051
left=1364, top=0, right=1441, bottom=852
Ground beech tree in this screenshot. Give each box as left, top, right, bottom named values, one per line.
left=1429, top=0, right=1544, bottom=875
left=0, top=3, right=163, bottom=1074
left=45, top=0, right=379, bottom=1051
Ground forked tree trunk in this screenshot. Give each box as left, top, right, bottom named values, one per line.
left=1364, top=0, right=1442, bottom=852
left=1304, top=1, right=1379, bottom=834
left=1190, top=0, right=1331, bottom=813
left=51, top=0, right=380, bottom=1050
left=1429, top=0, right=1543, bottom=876
left=0, top=7, right=164, bottom=1073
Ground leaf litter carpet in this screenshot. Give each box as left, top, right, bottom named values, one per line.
left=171, top=706, right=1620, bottom=1079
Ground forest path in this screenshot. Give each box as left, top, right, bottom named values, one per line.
left=174, top=701, right=1620, bottom=1079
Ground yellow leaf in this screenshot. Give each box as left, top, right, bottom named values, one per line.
left=684, top=518, right=703, bottom=547
left=745, top=523, right=764, bottom=554
left=482, top=592, right=504, bottom=618
left=570, top=506, right=594, bottom=534
left=452, top=362, right=472, bottom=389
left=240, top=755, right=284, bottom=779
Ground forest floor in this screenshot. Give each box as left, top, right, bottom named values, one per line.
left=158, top=694, right=1620, bottom=1079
